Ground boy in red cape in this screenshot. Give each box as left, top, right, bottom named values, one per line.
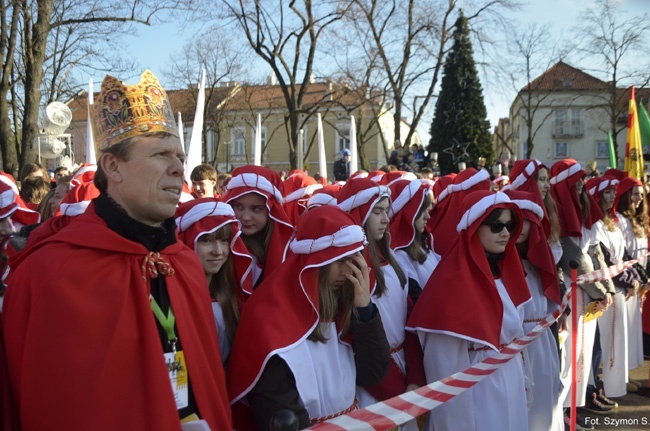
left=2, top=70, right=231, bottom=431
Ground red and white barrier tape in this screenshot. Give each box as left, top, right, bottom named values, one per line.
left=309, top=291, right=570, bottom=430
left=309, top=254, right=646, bottom=430
left=576, top=251, right=648, bottom=285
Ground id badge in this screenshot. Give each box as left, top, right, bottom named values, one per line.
left=164, top=350, right=189, bottom=409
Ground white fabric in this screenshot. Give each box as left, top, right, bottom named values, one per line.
left=337, top=186, right=390, bottom=213
left=386, top=172, right=417, bottom=186
left=587, top=179, right=619, bottom=196
left=60, top=201, right=91, bottom=217
left=549, top=162, right=582, bottom=185
left=559, top=284, right=598, bottom=408
left=278, top=322, right=356, bottom=420
left=290, top=225, right=366, bottom=254
left=510, top=199, right=544, bottom=221
left=616, top=213, right=646, bottom=369
left=436, top=169, right=490, bottom=205
left=389, top=180, right=424, bottom=219
left=521, top=261, right=563, bottom=431
left=418, top=278, right=527, bottom=431
left=227, top=173, right=284, bottom=205
left=394, top=249, right=440, bottom=289
left=550, top=240, right=563, bottom=265
left=456, top=192, right=511, bottom=232
left=306, top=193, right=338, bottom=209
left=0, top=189, right=15, bottom=210
left=357, top=260, right=408, bottom=409
left=593, top=221, right=629, bottom=396
left=175, top=201, right=235, bottom=233
left=598, top=290, right=628, bottom=397
left=211, top=302, right=231, bottom=364
left=284, top=184, right=323, bottom=203
left=502, top=160, right=541, bottom=192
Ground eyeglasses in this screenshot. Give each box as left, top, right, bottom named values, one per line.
left=484, top=221, right=516, bottom=233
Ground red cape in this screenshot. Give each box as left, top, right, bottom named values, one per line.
left=2, top=204, right=232, bottom=431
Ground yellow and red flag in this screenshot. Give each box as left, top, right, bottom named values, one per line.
left=624, top=86, right=645, bottom=180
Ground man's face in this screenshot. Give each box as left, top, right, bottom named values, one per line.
left=109, top=135, right=185, bottom=226
left=192, top=179, right=216, bottom=198
left=344, top=155, right=351, bottom=162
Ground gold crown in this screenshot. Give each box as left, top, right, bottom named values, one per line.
left=91, top=70, right=178, bottom=150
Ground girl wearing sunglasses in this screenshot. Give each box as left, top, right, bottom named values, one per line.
left=407, top=190, right=531, bottom=431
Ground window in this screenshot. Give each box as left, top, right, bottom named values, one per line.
left=555, top=142, right=568, bottom=158
left=522, top=140, right=528, bottom=159
left=596, top=142, right=609, bottom=159
left=336, top=123, right=350, bottom=155
left=553, top=109, right=567, bottom=136
left=570, top=109, right=582, bottom=136
left=231, top=127, right=246, bottom=156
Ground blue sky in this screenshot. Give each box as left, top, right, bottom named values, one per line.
left=104, top=0, right=648, bottom=139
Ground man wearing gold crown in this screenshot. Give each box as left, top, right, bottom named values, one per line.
left=2, top=71, right=232, bottom=431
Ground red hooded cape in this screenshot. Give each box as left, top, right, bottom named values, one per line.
left=407, top=191, right=530, bottom=350
left=505, top=190, right=561, bottom=305
left=550, top=159, right=602, bottom=237
left=227, top=207, right=366, bottom=410
left=2, top=203, right=232, bottom=431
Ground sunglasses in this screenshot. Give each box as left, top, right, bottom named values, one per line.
left=484, top=220, right=516, bottom=233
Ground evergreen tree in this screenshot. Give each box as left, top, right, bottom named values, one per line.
left=428, top=13, right=493, bottom=175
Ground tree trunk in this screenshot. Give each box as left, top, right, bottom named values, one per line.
left=20, top=0, right=54, bottom=168
left=0, top=1, right=21, bottom=175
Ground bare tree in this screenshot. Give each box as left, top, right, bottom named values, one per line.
left=501, top=24, right=568, bottom=158
left=573, top=0, right=650, bottom=162
left=165, top=28, right=251, bottom=165
left=0, top=0, right=180, bottom=177
left=221, top=0, right=347, bottom=169
left=340, top=0, right=519, bottom=156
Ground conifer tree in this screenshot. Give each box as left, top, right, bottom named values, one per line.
left=428, top=12, right=493, bottom=175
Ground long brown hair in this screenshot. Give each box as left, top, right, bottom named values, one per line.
left=241, top=218, right=274, bottom=266
left=308, top=264, right=356, bottom=343
left=205, top=224, right=240, bottom=345
left=405, top=193, right=432, bottom=264
left=366, top=198, right=407, bottom=297
left=533, top=170, right=560, bottom=243
left=598, top=193, right=618, bottom=232
left=618, top=189, right=649, bottom=238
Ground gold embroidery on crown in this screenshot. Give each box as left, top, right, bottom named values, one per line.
left=91, top=70, right=178, bottom=149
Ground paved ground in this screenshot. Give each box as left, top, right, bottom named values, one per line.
left=577, top=360, right=650, bottom=430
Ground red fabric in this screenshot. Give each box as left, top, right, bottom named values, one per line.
left=504, top=190, right=561, bottom=305
left=603, top=168, right=626, bottom=181
left=224, top=165, right=294, bottom=283
left=427, top=174, right=456, bottom=236
left=379, top=170, right=413, bottom=186
left=280, top=171, right=319, bottom=226
left=55, top=182, right=100, bottom=217
left=0, top=179, right=40, bottom=227
left=431, top=169, right=490, bottom=256
left=227, top=206, right=366, bottom=406
left=69, top=163, right=97, bottom=187
left=614, top=176, right=643, bottom=212
left=550, top=159, right=602, bottom=237
left=23, top=215, right=75, bottom=250
left=175, top=198, right=254, bottom=299
left=407, top=190, right=530, bottom=350
left=2, top=204, right=232, bottom=431
left=586, top=176, right=618, bottom=221
left=505, top=159, right=551, bottom=237
left=643, top=296, right=650, bottom=334
left=388, top=179, right=429, bottom=250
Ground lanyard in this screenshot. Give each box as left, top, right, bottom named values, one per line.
left=150, top=295, right=177, bottom=352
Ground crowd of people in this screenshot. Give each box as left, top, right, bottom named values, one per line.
left=0, top=70, right=649, bottom=431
